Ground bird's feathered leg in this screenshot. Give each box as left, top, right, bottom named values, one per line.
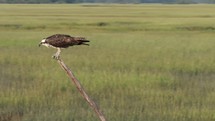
left=52, top=48, right=61, bottom=60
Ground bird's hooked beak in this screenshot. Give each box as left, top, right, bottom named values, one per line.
left=39, top=42, right=42, bottom=47
left=39, top=38, right=47, bottom=47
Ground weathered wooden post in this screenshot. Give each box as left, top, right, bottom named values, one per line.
left=57, top=58, right=107, bottom=121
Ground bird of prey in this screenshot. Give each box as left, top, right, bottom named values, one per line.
left=39, top=34, right=90, bottom=59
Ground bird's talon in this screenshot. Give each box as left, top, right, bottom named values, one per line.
left=52, top=55, right=60, bottom=60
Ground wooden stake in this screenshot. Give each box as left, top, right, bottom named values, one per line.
left=57, top=58, right=107, bottom=121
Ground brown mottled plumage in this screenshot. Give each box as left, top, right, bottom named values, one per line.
left=39, top=34, right=90, bottom=59
left=44, top=34, right=89, bottom=48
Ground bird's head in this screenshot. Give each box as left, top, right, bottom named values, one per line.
left=39, top=39, right=47, bottom=47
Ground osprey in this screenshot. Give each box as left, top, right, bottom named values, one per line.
left=39, top=34, right=90, bottom=59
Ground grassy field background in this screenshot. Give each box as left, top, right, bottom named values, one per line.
left=0, top=4, right=215, bottom=121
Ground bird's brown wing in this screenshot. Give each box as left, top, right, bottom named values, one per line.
left=46, top=34, right=89, bottom=48
left=68, top=37, right=89, bottom=46
left=46, top=34, right=71, bottom=48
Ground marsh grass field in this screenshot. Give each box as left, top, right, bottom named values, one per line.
left=0, top=4, right=215, bottom=121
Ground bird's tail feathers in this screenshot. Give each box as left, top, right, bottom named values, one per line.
left=81, top=40, right=90, bottom=42
left=75, top=37, right=90, bottom=46
left=80, top=40, right=90, bottom=46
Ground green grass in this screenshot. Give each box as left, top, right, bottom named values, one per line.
left=0, top=4, right=215, bottom=121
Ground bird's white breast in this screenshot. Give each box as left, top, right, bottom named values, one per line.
left=43, top=43, right=51, bottom=48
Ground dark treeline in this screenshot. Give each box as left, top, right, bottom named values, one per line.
left=0, top=0, right=215, bottom=4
